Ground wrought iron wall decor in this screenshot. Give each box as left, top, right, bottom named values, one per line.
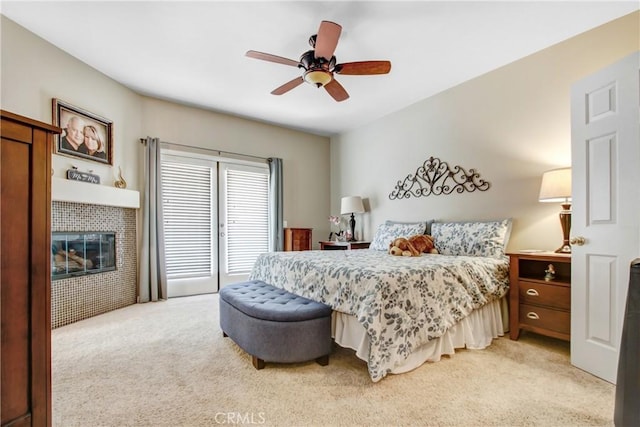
left=389, top=156, right=491, bottom=200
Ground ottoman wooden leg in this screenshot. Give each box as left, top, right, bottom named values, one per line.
left=316, top=355, right=329, bottom=366
left=252, top=355, right=265, bottom=370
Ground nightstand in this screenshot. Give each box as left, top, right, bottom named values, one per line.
left=319, top=241, right=371, bottom=250
left=508, top=251, right=571, bottom=341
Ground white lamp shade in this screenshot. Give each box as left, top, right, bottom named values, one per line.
left=340, top=196, right=365, bottom=214
left=539, top=167, right=572, bottom=203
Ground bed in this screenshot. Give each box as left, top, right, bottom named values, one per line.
left=249, top=219, right=512, bottom=382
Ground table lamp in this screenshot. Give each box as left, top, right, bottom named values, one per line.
left=340, top=196, right=365, bottom=242
left=539, top=167, right=572, bottom=253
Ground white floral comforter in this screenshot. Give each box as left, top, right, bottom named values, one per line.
left=249, top=249, right=509, bottom=382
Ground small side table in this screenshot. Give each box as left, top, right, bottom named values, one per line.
left=507, top=251, right=571, bottom=341
left=319, top=241, right=370, bottom=250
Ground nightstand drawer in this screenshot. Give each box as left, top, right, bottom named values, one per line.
left=519, top=281, right=570, bottom=310
left=519, top=304, right=570, bottom=336
left=319, top=241, right=370, bottom=250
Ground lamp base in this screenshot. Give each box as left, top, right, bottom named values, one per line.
left=555, top=205, right=572, bottom=254
left=348, top=213, right=356, bottom=242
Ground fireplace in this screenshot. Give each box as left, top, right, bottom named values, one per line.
left=51, top=201, right=137, bottom=328
left=52, top=232, right=116, bottom=279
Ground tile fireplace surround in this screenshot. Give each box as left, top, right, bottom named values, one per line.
left=51, top=178, right=140, bottom=328
left=52, top=201, right=137, bottom=328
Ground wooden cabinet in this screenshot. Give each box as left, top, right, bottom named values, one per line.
left=1, top=110, right=60, bottom=427
left=284, top=228, right=312, bottom=251
left=319, top=241, right=371, bottom=250
left=508, top=252, right=571, bottom=341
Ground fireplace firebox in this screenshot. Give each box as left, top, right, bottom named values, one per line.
left=52, top=232, right=116, bottom=279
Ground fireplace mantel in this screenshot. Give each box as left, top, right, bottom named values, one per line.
left=52, top=177, right=140, bottom=209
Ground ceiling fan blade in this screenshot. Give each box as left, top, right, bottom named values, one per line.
left=314, top=21, right=342, bottom=60
left=324, top=79, right=349, bottom=102
left=335, top=61, right=392, bottom=75
left=246, top=50, right=300, bottom=67
left=271, top=77, right=304, bottom=95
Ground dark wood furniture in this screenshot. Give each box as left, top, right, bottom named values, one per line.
left=1, top=110, right=60, bottom=427
left=319, top=241, right=371, bottom=250
left=283, top=227, right=312, bottom=251
left=508, top=251, right=571, bottom=341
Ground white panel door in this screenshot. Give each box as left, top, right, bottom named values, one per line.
left=570, top=52, right=640, bottom=383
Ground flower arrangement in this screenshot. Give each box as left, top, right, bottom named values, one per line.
left=328, top=215, right=344, bottom=241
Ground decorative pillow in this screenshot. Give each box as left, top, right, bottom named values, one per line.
left=370, top=222, right=428, bottom=251
left=385, top=219, right=434, bottom=235
left=430, top=219, right=512, bottom=259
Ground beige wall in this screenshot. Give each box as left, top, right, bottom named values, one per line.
left=3, top=12, right=638, bottom=252
left=331, top=11, right=639, bottom=251
left=1, top=16, right=331, bottom=247
left=140, top=97, right=330, bottom=242
left=0, top=16, right=142, bottom=191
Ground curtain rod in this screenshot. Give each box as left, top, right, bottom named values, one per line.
left=139, top=138, right=269, bottom=162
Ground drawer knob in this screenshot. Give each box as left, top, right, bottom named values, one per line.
left=526, top=312, right=540, bottom=320
left=526, top=289, right=539, bottom=296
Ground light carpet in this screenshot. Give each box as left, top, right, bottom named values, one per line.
left=52, top=294, right=614, bottom=426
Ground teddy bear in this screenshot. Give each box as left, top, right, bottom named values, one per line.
left=408, top=234, right=438, bottom=254
left=388, top=234, right=438, bottom=257
left=388, top=237, right=420, bottom=257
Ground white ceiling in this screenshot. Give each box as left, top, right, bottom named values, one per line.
left=2, top=1, right=638, bottom=137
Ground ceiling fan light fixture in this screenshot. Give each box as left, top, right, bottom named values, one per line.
left=303, top=70, right=332, bottom=87
left=247, top=20, right=391, bottom=101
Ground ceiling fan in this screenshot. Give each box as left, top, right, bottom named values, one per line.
left=246, top=20, right=391, bottom=102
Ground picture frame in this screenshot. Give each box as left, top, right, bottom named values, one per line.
left=52, top=98, right=113, bottom=165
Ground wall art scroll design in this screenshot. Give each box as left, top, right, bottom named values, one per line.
left=389, top=156, right=491, bottom=200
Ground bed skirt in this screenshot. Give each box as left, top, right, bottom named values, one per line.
left=331, top=297, right=509, bottom=375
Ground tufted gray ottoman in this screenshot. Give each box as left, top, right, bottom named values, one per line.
left=219, top=280, right=332, bottom=369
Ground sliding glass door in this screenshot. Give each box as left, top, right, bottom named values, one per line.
left=218, top=163, right=269, bottom=287
left=160, top=149, right=269, bottom=296
left=161, top=153, right=218, bottom=297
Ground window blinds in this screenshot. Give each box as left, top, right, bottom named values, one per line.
left=161, top=161, right=213, bottom=279
left=225, top=168, right=269, bottom=274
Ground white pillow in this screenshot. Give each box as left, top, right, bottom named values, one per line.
left=431, top=219, right=512, bottom=258
left=370, top=222, right=428, bottom=251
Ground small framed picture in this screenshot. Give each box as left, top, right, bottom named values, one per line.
left=52, top=98, right=113, bottom=165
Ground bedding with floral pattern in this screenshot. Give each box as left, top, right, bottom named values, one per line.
left=431, top=218, right=512, bottom=259
left=249, top=249, right=509, bottom=382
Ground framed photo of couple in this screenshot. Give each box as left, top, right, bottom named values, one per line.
left=53, top=98, right=113, bottom=165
